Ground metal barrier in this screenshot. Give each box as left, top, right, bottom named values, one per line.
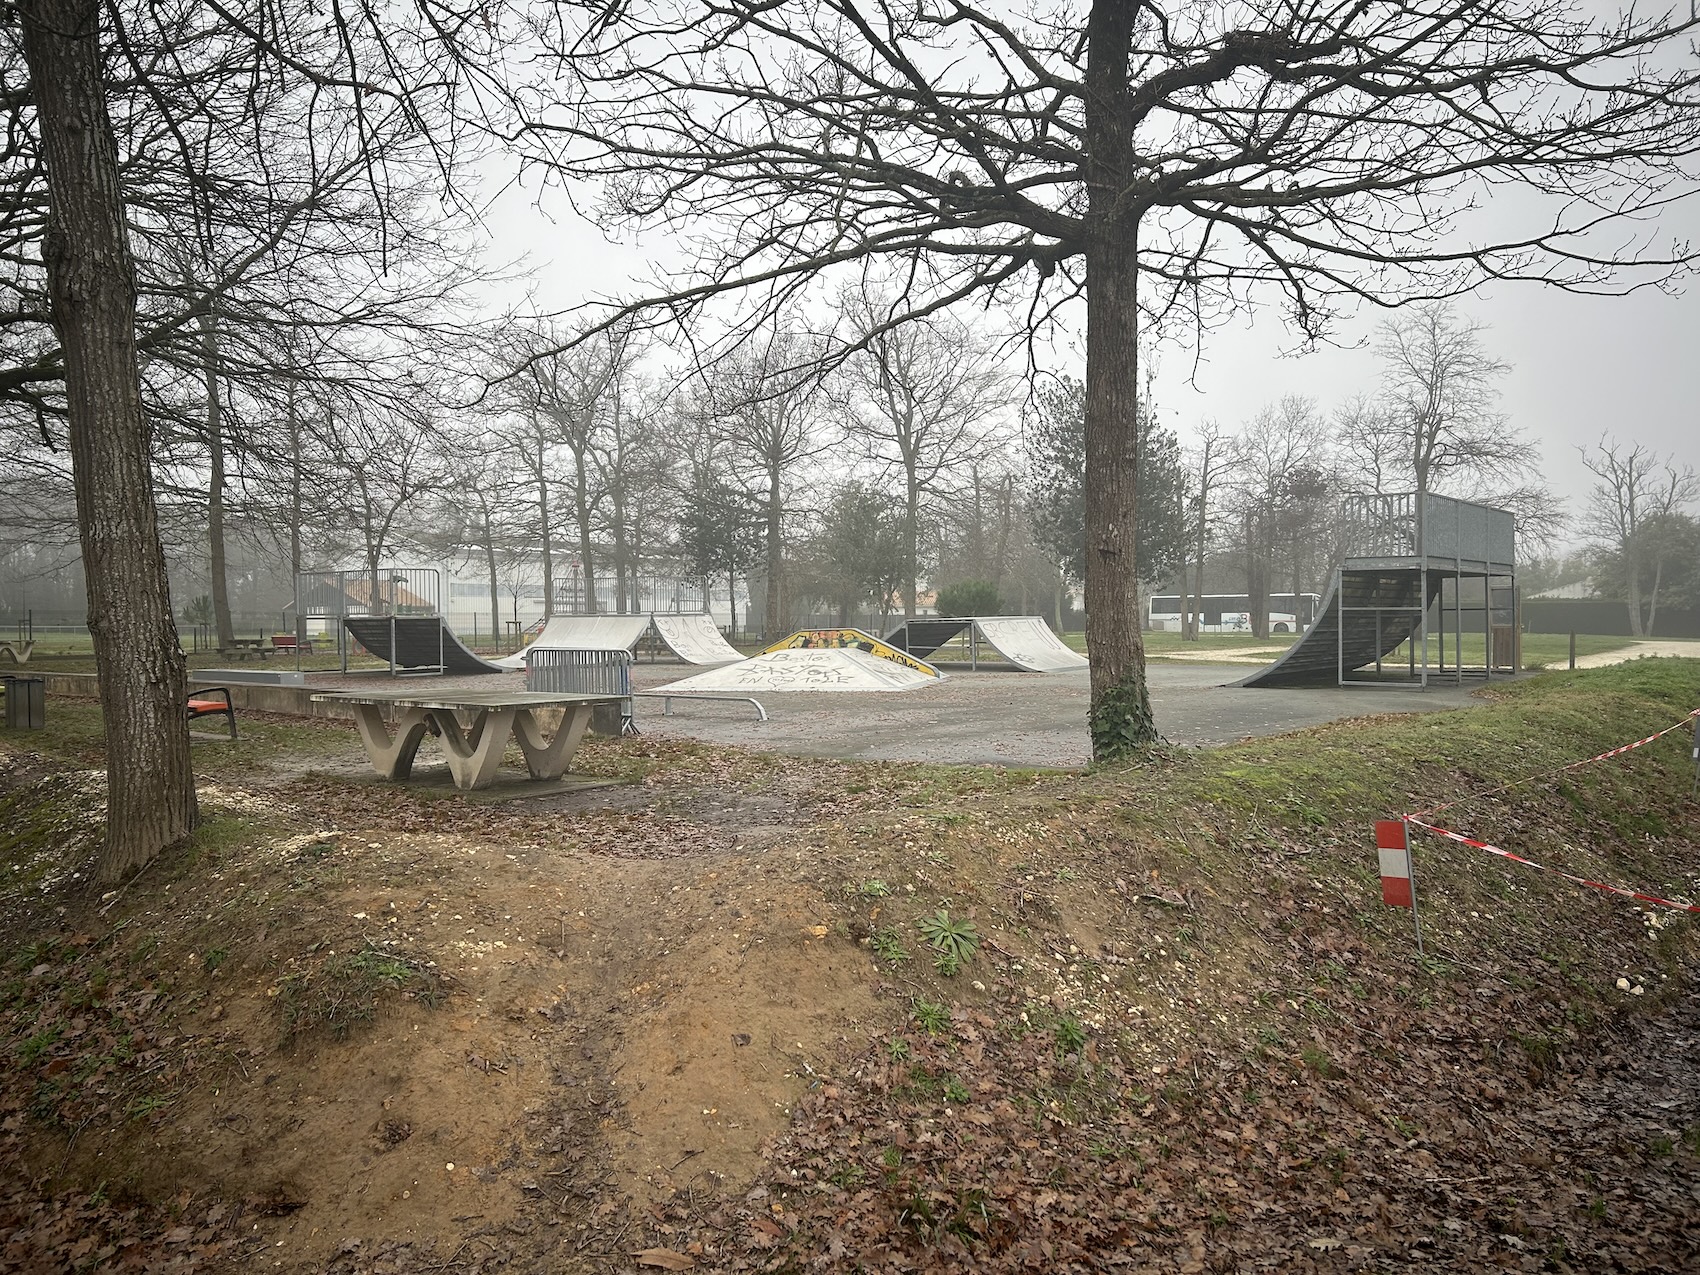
left=2, top=675, right=45, bottom=729
left=525, top=649, right=636, bottom=735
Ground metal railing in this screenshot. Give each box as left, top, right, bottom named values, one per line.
left=524, top=648, right=635, bottom=734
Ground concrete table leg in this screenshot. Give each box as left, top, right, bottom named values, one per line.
left=349, top=704, right=434, bottom=780
left=433, top=708, right=518, bottom=790
left=512, top=705, right=593, bottom=780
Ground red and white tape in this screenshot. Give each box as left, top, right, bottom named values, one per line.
left=1411, top=707, right=1700, bottom=820
left=1405, top=816, right=1700, bottom=915
left=1378, top=705, right=1700, bottom=917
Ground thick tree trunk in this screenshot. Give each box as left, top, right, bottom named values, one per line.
left=201, top=313, right=235, bottom=648
left=1080, top=0, right=1155, bottom=758
left=21, top=0, right=197, bottom=879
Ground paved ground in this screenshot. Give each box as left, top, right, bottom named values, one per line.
left=624, top=662, right=1492, bottom=768
left=306, top=658, right=1504, bottom=770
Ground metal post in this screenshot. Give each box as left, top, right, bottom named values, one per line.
left=1569, top=631, right=1577, bottom=671
left=1406, top=819, right=1425, bottom=956
left=1375, top=611, right=1383, bottom=676
left=1335, top=566, right=1345, bottom=685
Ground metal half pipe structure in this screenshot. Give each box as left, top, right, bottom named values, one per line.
left=883, top=616, right=1089, bottom=673
left=1237, top=493, right=1518, bottom=689
left=343, top=616, right=506, bottom=675
left=655, top=647, right=940, bottom=694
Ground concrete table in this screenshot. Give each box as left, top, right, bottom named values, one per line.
left=311, top=690, right=619, bottom=790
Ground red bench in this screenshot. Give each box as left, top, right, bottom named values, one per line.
left=186, top=687, right=237, bottom=740
left=270, top=633, right=315, bottom=654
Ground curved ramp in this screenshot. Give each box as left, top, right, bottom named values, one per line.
left=651, top=613, right=744, bottom=665
left=656, top=647, right=937, bottom=693
left=1237, top=571, right=1437, bottom=688
left=343, top=616, right=504, bottom=675
left=970, top=616, right=1088, bottom=672
left=493, top=614, right=653, bottom=670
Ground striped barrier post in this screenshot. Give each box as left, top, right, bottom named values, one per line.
left=1375, top=818, right=1424, bottom=953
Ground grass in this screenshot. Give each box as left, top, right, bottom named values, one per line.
left=277, top=942, right=444, bottom=1040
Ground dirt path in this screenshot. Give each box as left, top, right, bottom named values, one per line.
left=1574, top=639, right=1700, bottom=668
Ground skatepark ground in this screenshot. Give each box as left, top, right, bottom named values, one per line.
left=306, top=660, right=1495, bottom=768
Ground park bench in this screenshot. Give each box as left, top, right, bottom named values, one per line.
left=270, top=633, right=316, bottom=655
left=186, top=686, right=237, bottom=740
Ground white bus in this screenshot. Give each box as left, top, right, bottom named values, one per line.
left=1147, top=592, right=1321, bottom=634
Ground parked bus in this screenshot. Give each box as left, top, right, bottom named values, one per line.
left=1147, top=592, right=1321, bottom=634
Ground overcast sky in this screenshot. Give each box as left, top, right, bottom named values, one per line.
left=484, top=169, right=1699, bottom=556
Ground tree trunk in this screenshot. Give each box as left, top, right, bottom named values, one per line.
left=574, top=453, right=597, bottom=614
left=903, top=468, right=919, bottom=622
left=1626, top=545, right=1645, bottom=638
left=1080, top=0, right=1154, bottom=758
left=201, top=312, right=235, bottom=648
left=21, top=0, right=197, bottom=879
left=287, top=386, right=306, bottom=643
left=483, top=510, right=501, bottom=645
left=535, top=433, right=554, bottom=617
left=763, top=463, right=783, bottom=639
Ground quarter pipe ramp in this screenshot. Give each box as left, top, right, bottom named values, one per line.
left=884, top=616, right=1088, bottom=672
left=493, top=615, right=654, bottom=670
left=343, top=616, right=505, bottom=675
left=650, top=613, right=744, bottom=665
left=1235, top=571, right=1439, bottom=688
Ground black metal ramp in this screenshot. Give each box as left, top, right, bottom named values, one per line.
left=344, top=616, right=505, bottom=675
left=1237, top=570, right=1441, bottom=688
left=883, top=618, right=972, bottom=659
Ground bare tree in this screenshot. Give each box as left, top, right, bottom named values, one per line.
left=836, top=287, right=1007, bottom=622
left=1227, top=398, right=1336, bottom=639
left=703, top=328, right=831, bottom=639
left=1183, top=421, right=1238, bottom=641
left=546, top=0, right=1700, bottom=757
left=1580, top=437, right=1699, bottom=637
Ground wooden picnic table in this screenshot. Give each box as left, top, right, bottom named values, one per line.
left=310, top=690, right=619, bottom=791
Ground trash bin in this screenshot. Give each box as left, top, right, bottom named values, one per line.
left=2, top=675, right=45, bottom=729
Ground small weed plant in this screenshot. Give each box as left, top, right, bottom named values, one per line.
left=917, top=909, right=979, bottom=976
